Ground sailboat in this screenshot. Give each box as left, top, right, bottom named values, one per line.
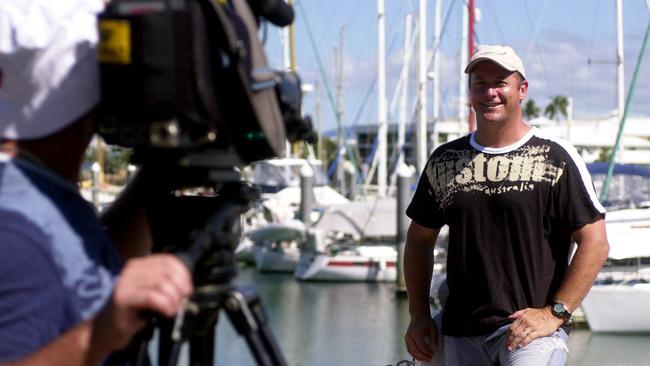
left=238, top=158, right=349, bottom=272
left=294, top=197, right=399, bottom=282
left=578, top=0, right=650, bottom=332
left=580, top=163, right=650, bottom=333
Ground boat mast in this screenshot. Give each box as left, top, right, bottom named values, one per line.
left=316, top=80, right=323, bottom=171
left=459, top=2, right=468, bottom=128
left=282, top=0, right=296, bottom=157
left=601, top=10, right=650, bottom=200
left=377, top=0, right=388, bottom=197
left=335, top=27, right=346, bottom=194
left=416, top=0, right=428, bottom=174
left=397, top=14, right=413, bottom=177
left=467, top=0, right=476, bottom=132
left=282, top=9, right=290, bottom=157
left=387, top=14, right=417, bottom=196
left=616, top=0, right=625, bottom=162
left=431, top=0, right=442, bottom=150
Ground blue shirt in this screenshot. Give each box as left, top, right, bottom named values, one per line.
left=0, top=153, right=122, bottom=361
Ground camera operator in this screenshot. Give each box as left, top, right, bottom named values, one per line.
left=0, top=0, right=193, bottom=364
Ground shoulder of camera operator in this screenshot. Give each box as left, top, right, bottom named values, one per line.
left=0, top=1, right=192, bottom=364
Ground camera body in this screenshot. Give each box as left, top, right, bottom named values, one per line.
left=97, top=0, right=310, bottom=166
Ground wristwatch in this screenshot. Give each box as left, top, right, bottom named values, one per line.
left=549, top=301, right=572, bottom=323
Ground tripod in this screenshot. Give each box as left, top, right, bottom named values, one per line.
left=108, top=182, right=288, bottom=366
left=156, top=282, right=288, bottom=365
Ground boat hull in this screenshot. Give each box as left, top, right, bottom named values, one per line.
left=581, top=284, right=650, bottom=333
left=295, top=246, right=397, bottom=282
left=253, top=243, right=301, bottom=273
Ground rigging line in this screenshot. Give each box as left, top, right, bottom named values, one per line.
left=428, top=0, right=456, bottom=54
left=521, top=0, right=554, bottom=98
left=297, top=1, right=341, bottom=130
left=406, top=0, right=417, bottom=13
left=602, top=18, right=650, bottom=200
left=411, top=0, right=455, bottom=97
left=587, top=0, right=602, bottom=59
left=388, top=25, right=419, bottom=120
left=485, top=0, right=506, bottom=44
left=309, top=0, right=336, bottom=47
left=387, top=98, right=422, bottom=186
left=565, top=0, right=587, bottom=111
left=522, top=0, right=550, bottom=62
left=587, top=0, right=603, bottom=114
left=388, top=0, right=408, bottom=32
left=344, top=0, right=363, bottom=28
left=388, top=101, right=417, bottom=192
left=327, top=33, right=401, bottom=180
left=387, top=96, right=419, bottom=175
left=381, top=0, right=412, bottom=66
left=302, top=0, right=405, bottom=180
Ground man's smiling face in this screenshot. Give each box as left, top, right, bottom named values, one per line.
left=469, top=61, right=528, bottom=124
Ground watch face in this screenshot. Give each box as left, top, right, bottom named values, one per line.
left=552, top=302, right=571, bottom=322
left=553, top=303, right=565, bottom=314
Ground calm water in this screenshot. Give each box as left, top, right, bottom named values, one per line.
left=166, top=266, right=650, bottom=365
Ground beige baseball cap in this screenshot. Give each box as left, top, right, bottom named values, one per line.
left=0, top=0, right=104, bottom=140
left=464, top=45, right=526, bottom=80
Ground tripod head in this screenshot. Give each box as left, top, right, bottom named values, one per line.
left=150, top=184, right=255, bottom=286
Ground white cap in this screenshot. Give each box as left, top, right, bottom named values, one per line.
left=464, top=45, right=526, bottom=80
left=0, top=0, right=105, bottom=140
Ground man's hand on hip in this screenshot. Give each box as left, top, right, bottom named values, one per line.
left=507, top=307, right=564, bottom=351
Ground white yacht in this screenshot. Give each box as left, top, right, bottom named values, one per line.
left=581, top=163, right=650, bottom=333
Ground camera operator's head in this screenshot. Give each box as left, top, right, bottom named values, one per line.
left=0, top=0, right=104, bottom=182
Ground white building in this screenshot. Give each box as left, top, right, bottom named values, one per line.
left=529, top=116, right=650, bottom=165
left=348, top=116, right=650, bottom=171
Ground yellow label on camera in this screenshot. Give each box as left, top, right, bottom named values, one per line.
left=98, top=19, right=131, bottom=64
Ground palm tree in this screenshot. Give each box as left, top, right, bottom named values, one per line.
left=544, top=95, right=569, bottom=121
left=523, top=99, right=541, bottom=120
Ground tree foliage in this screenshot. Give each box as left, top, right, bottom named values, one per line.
left=544, top=95, right=569, bottom=121
left=523, top=99, right=541, bottom=120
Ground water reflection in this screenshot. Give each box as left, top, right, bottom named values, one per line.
left=568, top=330, right=650, bottom=365
left=192, top=267, right=650, bottom=365
left=215, top=267, right=412, bottom=365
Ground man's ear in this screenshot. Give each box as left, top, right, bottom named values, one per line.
left=519, top=79, right=529, bottom=103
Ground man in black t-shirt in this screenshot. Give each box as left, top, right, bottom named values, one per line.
left=403, top=45, right=609, bottom=365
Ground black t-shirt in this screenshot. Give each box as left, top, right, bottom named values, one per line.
left=406, top=128, right=605, bottom=336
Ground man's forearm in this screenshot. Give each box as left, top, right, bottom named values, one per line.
left=404, top=239, right=436, bottom=319
left=553, top=239, right=609, bottom=312
left=554, top=219, right=609, bottom=312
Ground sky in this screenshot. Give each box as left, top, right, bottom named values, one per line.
left=261, top=0, right=650, bottom=134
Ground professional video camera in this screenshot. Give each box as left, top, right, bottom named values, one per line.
left=98, top=0, right=313, bottom=166
left=97, top=0, right=311, bottom=364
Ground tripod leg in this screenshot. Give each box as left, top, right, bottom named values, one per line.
left=189, top=326, right=216, bottom=366
left=157, top=318, right=185, bottom=366
left=224, top=286, right=288, bottom=366
left=187, top=305, right=221, bottom=366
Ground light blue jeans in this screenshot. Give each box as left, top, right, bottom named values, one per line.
left=430, top=315, right=569, bottom=366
